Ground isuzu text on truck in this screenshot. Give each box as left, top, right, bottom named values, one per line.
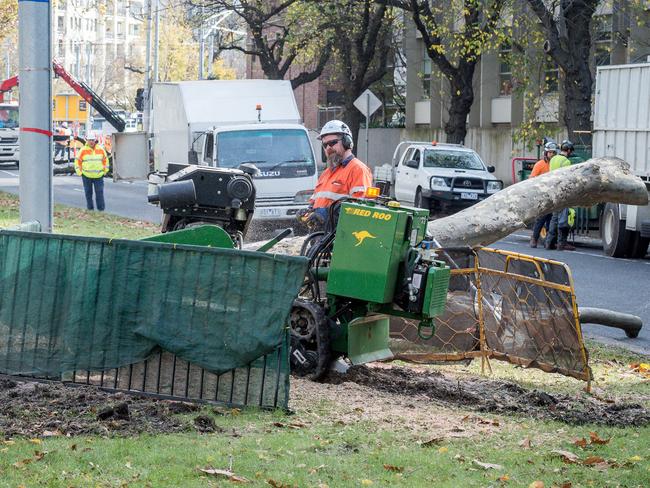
left=150, top=80, right=318, bottom=223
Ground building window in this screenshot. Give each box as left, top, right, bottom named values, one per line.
left=58, top=40, right=64, bottom=57
left=498, top=43, right=512, bottom=96
left=544, top=56, right=559, bottom=93
left=57, top=16, right=64, bottom=31
left=421, top=44, right=431, bottom=99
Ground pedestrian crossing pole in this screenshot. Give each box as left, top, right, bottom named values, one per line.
left=18, top=0, right=53, bottom=232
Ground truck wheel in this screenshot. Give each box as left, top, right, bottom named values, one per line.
left=628, top=232, right=649, bottom=259
left=414, top=188, right=430, bottom=210
left=601, top=203, right=629, bottom=257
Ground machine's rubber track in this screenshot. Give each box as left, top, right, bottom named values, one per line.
left=289, top=298, right=331, bottom=381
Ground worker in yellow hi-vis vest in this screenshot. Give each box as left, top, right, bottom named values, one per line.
left=75, top=131, right=109, bottom=211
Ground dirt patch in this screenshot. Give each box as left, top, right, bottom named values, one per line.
left=322, top=364, right=650, bottom=427
left=2, top=360, right=648, bottom=441
left=0, top=378, right=223, bottom=439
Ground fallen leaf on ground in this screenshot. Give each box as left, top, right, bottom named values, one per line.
left=13, top=458, right=33, bottom=469
left=498, top=474, right=510, bottom=482
left=573, top=438, right=588, bottom=448
left=29, top=438, right=42, bottom=445
left=583, top=456, right=606, bottom=466
left=519, top=437, right=531, bottom=449
left=559, top=482, right=572, bottom=488
left=552, top=450, right=579, bottom=464
left=199, top=467, right=249, bottom=483
left=383, top=464, right=404, bottom=473
left=267, top=479, right=291, bottom=488
left=628, top=455, right=642, bottom=462
left=588, top=432, right=610, bottom=445
left=528, top=481, right=544, bottom=488
left=438, top=447, right=448, bottom=453
left=361, top=480, right=373, bottom=486
left=472, top=459, right=503, bottom=470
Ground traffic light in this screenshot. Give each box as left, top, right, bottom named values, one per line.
left=135, top=88, right=144, bottom=112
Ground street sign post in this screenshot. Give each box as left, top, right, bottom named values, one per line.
left=354, top=89, right=381, bottom=165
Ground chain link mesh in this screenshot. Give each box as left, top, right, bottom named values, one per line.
left=390, top=248, right=591, bottom=384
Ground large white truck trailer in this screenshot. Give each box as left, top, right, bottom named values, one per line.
left=593, top=63, right=650, bottom=258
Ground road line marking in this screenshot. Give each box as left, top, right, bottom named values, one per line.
left=0, top=170, right=17, bottom=176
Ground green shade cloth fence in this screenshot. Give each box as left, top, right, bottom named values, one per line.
left=0, top=231, right=307, bottom=388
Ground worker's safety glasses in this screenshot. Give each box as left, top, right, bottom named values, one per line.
left=322, top=139, right=341, bottom=149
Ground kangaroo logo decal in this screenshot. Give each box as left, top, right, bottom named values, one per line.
left=352, top=230, right=377, bottom=247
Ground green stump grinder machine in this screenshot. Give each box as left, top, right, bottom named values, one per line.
left=148, top=170, right=451, bottom=381
left=290, top=196, right=451, bottom=380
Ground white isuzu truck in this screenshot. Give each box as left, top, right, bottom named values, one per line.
left=593, top=63, right=650, bottom=258
left=150, top=80, right=318, bottom=222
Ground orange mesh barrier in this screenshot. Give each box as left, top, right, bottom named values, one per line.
left=390, top=248, right=591, bottom=385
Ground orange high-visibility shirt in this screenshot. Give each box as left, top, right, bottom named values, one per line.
left=311, top=157, right=373, bottom=209
left=530, top=159, right=549, bottom=178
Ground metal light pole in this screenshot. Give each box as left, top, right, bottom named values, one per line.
left=143, top=0, right=152, bottom=132
left=199, top=7, right=205, bottom=80
left=207, top=33, right=214, bottom=78
left=18, top=0, right=53, bottom=231
left=153, top=0, right=160, bottom=83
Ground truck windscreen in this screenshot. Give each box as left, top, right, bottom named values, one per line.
left=0, top=106, right=19, bottom=129
left=423, top=149, right=484, bottom=170
left=216, top=129, right=316, bottom=178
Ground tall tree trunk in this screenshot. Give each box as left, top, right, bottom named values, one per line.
left=527, top=0, right=599, bottom=146
left=561, top=5, right=594, bottom=146
left=444, top=63, right=475, bottom=144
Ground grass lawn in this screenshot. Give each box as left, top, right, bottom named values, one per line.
left=0, top=191, right=648, bottom=487
left=0, top=191, right=159, bottom=240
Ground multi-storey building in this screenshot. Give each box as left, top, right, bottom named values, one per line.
left=404, top=1, right=650, bottom=135
left=52, top=0, right=145, bottom=105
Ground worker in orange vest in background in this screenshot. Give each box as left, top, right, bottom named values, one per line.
left=529, top=140, right=557, bottom=248
left=298, top=120, right=372, bottom=231
left=75, top=131, right=109, bottom=211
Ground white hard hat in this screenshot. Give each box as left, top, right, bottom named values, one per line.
left=86, top=130, right=99, bottom=141
left=61, top=122, right=68, bottom=128
left=544, top=141, right=558, bottom=153
left=318, top=119, right=353, bottom=140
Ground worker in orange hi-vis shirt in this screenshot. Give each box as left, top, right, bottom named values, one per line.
left=529, top=140, right=558, bottom=248
left=297, top=120, right=372, bottom=231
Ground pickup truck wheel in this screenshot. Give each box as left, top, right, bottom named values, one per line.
left=414, top=188, right=430, bottom=210
left=601, top=203, right=629, bottom=257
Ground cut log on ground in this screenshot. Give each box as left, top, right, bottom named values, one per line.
left=427, top=157, right=649, bottom=247
left=579, top=307, right=643, bottom=339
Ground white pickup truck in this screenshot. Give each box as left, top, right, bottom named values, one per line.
left=380, top=141, right=503, bottom=212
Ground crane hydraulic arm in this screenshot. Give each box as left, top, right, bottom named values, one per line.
left=0, top=62, right=126, bottom=133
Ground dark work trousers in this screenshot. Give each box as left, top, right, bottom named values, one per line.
left=545, top=210, right=569, bottom=249
left=81, top=175, right=105, bottom=211
left=532, top=213, right=552, bottom=242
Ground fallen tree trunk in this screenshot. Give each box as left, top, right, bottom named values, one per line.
left=427, top=157, right=649, bottom=247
